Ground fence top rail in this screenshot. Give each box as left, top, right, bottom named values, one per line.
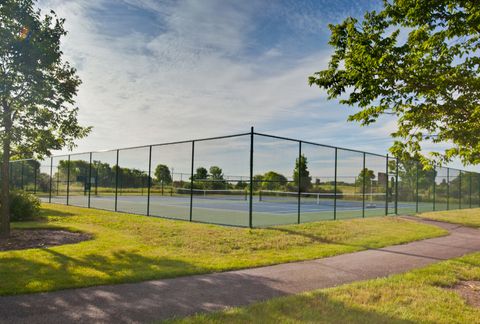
left=253, top=132, right=387, bottom=158
left=5, top=127, right=480, bottom=176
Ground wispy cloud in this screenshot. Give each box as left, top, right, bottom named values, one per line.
left=35, top=0, right=477, bottom=172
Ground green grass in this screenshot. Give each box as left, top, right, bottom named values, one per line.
left=419, top=208, right=480, bottom=228
left=171, top=252, right=480, bottom=324
left=0, top=203, right=446, bottom=296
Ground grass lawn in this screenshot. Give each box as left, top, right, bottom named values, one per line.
left=171, top=252, right=480, bottom=324
left=419, top=208, right=480, bottom=228
left=0, top=203, right=446, bottom=296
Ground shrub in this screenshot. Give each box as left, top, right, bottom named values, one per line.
left=8, top=190, right=41, bottom=221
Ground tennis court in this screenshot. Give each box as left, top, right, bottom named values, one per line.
left=46, top=188, right=420, bottom=227
left=14, top=129, right=480, bottom=228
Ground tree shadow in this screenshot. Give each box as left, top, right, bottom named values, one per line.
left=0, top=249, right=414, bottom=323
left=39, top=207, right=76, bottom=218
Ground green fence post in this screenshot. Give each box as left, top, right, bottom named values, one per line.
left=416, top=161, right=419, bottom=213
left=49, top=157, right=53, bottom=203
left=459, top=171, right=462, bottom=209
left=88, top=152, right=92, bottom=208
left=362, top=152, right=366, bottom=218
left=297, top=141, right=302, bottom=224
left=395, top=158, right=399, bottom=215
left=147, top=145, right=152, bottom=216
left=66, top=155, right=70, bottom=205
left=469, top=172, right=472, bottom=208
left=433, top=166, right=436, bottom=211
left=114, top=150, right=119, bottom=212
left=33, top=163, right=37, bottom=194
left=334, top=148, right=337, bottom=220
left=20, top=160, right=24, bottom=190
left=385, top=155, right=389, bottom=215
left=249, top=127, right=254, bottom=228
left=447, top=168, right=450, bottom=210
left=190, top=141, right=195, bottom=222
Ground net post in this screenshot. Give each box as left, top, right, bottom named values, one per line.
left=49, top=156, right=53, bottom=203
left=433, top=166, right=436, bottom=211
left=114, top=149, right=119, bottom=212
left=447, top=168, right=450, bottom=210
left=362, top=152, right=365, bottom=218
left=459, top=170, right=462, bottom=209
left=249, top=127, right=254, bottom=228
left=190, top=141, right=195, bottom=222
left=385, top=155, right=388, bottom=216
left=415, top=161, right=419, bottom=213
left=334, top=148, right=337, bottom=220
left=297, top=141, right=302, bottom=224
left=395, top=158, right=399, bottom=214
left=88, top=152, right=92, bottom=208
left=66, top=155, right=71, bottom=205
left=147, top=145, right=152, bottom=216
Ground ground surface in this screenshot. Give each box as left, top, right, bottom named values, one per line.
left=0, top=203, right=444, bottom=296
left=0, top=229, right=91, bottom=251
left=419, top=208, right=480, bottom=228
left=0, top=216, right=477, bottom=323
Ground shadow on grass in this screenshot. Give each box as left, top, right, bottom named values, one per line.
left=183, top=292, right=415, bottom=324
left=39, top=207, right=76, bottom=218
left=0, top=249, right=414, bottom=324
left=269, top=225, right=480, bottom=264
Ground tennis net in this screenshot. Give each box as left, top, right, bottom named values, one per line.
left=176, top=188, right=248, bottom=201
left=258, top=190, right=386, bottom=207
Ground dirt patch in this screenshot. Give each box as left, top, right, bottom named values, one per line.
left=449, top=281, right=480, bottom=308
left=0, top=229, right=92, bottom=251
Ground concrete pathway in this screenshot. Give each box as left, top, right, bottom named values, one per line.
left=1, top=217, right=480, bottom=324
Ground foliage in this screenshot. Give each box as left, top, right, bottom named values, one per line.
left=309, top=0, right=480, bottom=165
left=193, top=167, right=208, bottom=180
left=355, top=168, right=375, bottom=193
left=261, top=171, right=288, bottom=190
left=7, top=190, right=40, bottom=221
left=293, top=154, right=312, bottom=191
left=0, top=0, right=90, bottom=236
left=154, top=164, right=172, bottom=185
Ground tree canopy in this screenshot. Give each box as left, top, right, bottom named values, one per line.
left=0, top=0, right=90, bottom=237
left=309, top=0, right=480, bottom=166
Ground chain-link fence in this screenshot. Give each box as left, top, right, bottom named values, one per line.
left=9, top=128, right=480, bottom=227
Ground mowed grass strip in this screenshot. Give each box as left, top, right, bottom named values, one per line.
left=0, top=203, right=446, bottom=296
left=419, top=208, right=480, bottom=228
left=170, top=252, right=480, bottom=324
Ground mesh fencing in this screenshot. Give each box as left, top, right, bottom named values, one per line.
left=9, top=129, right=480, bottom=227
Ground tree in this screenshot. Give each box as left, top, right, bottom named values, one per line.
left=0, top=1, right=90, bottom=237
left=309, top=0, right=480, bottom=166
left=356, top=168, right=375, bottom=193
left=262, top=171, right=288, bottom=190
left=154, top=164, right=172, bottom=185
left=293, top=154, right=312, bottom=191
left=208, top=166, right=225, bottom=190
left=209, top=166, right=223, bottom=180
left=193, top=167, right=208, bottom=181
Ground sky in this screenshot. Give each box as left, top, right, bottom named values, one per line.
left=36, top=0, right=478, bottom=172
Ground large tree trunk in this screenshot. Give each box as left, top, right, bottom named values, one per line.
left=0, top=103, right=11, bottom=238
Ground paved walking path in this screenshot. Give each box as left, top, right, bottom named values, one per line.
left=1, top=217, right=480, bottom=324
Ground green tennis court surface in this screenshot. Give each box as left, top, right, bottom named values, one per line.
left=45, top=190, right=425, bottom=227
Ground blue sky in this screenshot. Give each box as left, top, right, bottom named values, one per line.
left=37, top=0, right=477, bottom=171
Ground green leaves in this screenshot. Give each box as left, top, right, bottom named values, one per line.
left=0, top=0, right=90, bottom=159
left=310, top=0, right=480, bottom=166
